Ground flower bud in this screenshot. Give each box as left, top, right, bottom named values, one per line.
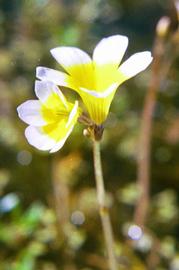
left=83, top=128, right=91, bottom=137
left=156, top=16, right=170, bottom=38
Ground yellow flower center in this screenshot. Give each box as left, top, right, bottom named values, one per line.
left=40, top=92, right=78, bottom=140
left=66, top=62, right=127, bottom=124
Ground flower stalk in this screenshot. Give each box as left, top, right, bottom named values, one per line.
left=134, top=14, right=178, bottom=229
left=93, top=138, right=117, bottom=270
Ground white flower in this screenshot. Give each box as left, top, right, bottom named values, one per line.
left=17, top=81, right=80, bottom=152
left=36, top=35, right=153, bottom=124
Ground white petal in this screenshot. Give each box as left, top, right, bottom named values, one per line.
left=35, top=80, right=68, bottom=108
left=25, top=126, right=56, bottom=151
left=79, top=83, right=119, bottom=98
left=119, top=51, right=153, bottom=78
left=93, top=35, right=128, bottom=66
left=50, top=46, right=92, bottom=71
left=17, top=100, right=45, bottom=126
left=50, top=126, right=73, bottom=153
left=36, top=66, right=69, bottom=87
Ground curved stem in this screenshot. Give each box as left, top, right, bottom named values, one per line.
left=93, top=140, right=117, bottom=270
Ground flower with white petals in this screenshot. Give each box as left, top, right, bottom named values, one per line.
left=17, top=81, right=80, bottom=153
left=37, top=35, right=153, bottom=125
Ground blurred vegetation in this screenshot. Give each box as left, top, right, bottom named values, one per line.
left=0, top=0, right=179, bottom=269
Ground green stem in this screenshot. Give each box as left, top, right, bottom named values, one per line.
left=93, top=140, right=117, bottom=270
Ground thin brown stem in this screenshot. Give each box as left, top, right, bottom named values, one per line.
left=134, top=17, right=179, bottom=228
left=93, top=140, right=117, bottom=270
left=134, top=37, right=162, bottom=227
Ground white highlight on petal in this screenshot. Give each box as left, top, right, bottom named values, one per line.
left=79, top=83, right=118, bottom=98
left=66, top=101, right=78, bottom=128
left=36, top=66, right=68, bottom=87
left=119, top=51, right=153, bottom=78
left=35, top=80, right=68, bottom=108
left=93, top=35, right=128, bottom=66
left=50, top=46, right=92, bottom=69
left=25, top=126, right=56, bottom=151
left=35, top=80, right=51, bottom=102
left=17, top=100, right=45, bottom=126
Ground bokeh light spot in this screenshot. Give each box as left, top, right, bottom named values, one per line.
left=17, top=150, right=32, bottom=166
left=0, top=193, right=19, bottom=213
left=71, top=210, right=85, bottom=226
left=128, top=225, right=143, bottom=240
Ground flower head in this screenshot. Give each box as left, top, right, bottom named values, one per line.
left=17, top=81, right=80, bottom=153
left=37, top=35, right=153, bottom=125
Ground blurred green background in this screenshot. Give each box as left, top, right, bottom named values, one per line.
left=0, top=0, right=179, bottom=269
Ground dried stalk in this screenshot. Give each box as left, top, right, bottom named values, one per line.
left=134, top=16, right=179, bottom=228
